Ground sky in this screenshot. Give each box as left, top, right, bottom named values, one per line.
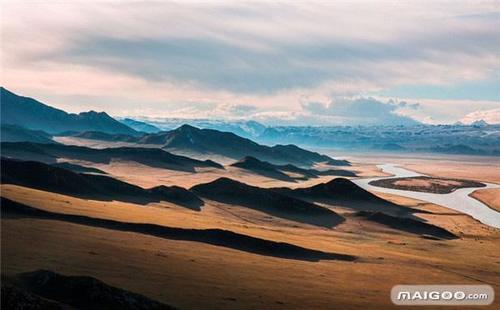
left=2, top=0, right=500, bottom=125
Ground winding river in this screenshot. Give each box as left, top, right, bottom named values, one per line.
left=352, top=164, right=500, bottom=229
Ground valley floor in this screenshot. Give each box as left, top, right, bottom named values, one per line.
left=2, top=150, right=499, bottom=309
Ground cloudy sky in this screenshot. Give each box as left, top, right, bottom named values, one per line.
left=2, top=0, right=500, bottom=125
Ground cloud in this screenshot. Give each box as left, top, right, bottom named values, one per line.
left=301, top=97, right=420, bottom=125
left=1, top=1, right=499, bottom=125
left=460, top=108, right=500, bottom=124
left=215, top=103, right=258, bottom=116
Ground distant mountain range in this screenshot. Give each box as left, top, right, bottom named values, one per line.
left=3, top=87, right=496, bottom=158
left=119, top=118, right=161, bottom=133
left=0, top=87, right=137, bottom=135
left=257, top=124, right=500, bottom=156
left=117, top=117, right=499, bottom=156
left=152, top=125, right=343, bottom=166
left=132, top=118, right=267, bottom=138
left=66, top=125, right=346, bottom=167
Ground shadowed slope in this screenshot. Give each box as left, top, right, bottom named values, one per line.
left=191, top=177, right=345, bottom=228
left=0, top=124, right=57, bottom=144
left=230, top=156, right=296, bottom=182
left=71, top=131, right=140, bottom=142
left=2, top=270, right=174, bottom=310
left=231, top=156, right=356, bottom=182
left=1, top=197, right=356, bottom=262
left=1, top=158, right=202, bottom=210
left=1, top=142, right=223, bottom=172
left=272, top=178, right=421, bottom=216
left=356, top=211, right=458, bottom=240
left=50, top=162, right=108, bottom=174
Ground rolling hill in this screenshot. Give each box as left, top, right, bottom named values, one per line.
left=191, top=177, right=344, bottom=227
left=2, top=197, right=356, bottom=262
left=231, top=156, right=355, bottom=182
left=1, top=158, right=203, bottom=209
left=1, top=142, right=223, bottom=172
left=272, top=178, right=420, bottom=216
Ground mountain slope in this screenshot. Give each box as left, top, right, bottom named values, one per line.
left=138, top=125, right=345, bottom=167
left=1, top=142, right=223, bottom=172
left=0, top=87, right=138, bottom=135
left=272, top=178, right=418, bottom=216
left=231, top=156, right=297, bottom=181
left=231, top=156, right=355, bottom=182
left=191, top=177, right=344, bottom=227
left=1, top=158, right=203, bottom=209
left=0, top=124, right=56, bottom=144
left=70, top=131, right=140, bottom=142
left=120, top=118, right=161, bottom=133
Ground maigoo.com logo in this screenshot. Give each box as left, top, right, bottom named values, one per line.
left=391, top=285, right=494, bottom=306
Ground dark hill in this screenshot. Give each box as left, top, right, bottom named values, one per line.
left=272, top=144, right=350, bottom=166
left=1, top=197, right=355, bottom=262
left=2, top=269, right=174, bottom=310
left=1, top=142, right=223, bottom=172
left=272, top=178, right=419, bottom=216
left=231, top=156, right=295, bottom=181
left=356, top=211, right=457, bottom=240
left=0, top=87, right=138, bottom=135
left=0, top=124, right=56, bottom=144
left=1, top=158, right=202, bottom=209
left=231, top=156, right=355, bottom=182
left=137, top=125, right=345, bottom=167
left=50, top=162, right=107, bottom=174
left=191, top=177, right=344, bottom=228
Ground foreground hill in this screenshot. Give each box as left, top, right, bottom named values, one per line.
left=231, top=156, right=355, bottom=182
left=0, top=87, right=138, bottom=135
left=1, top=142, right=222, bottom=172
left=191, top=177, right=344, bottom=227
left=0, top=124, right=56, bottom=144
left=2, top=269, right=174, bottom=310
left=2, top=197, right=355, bottom=262
left=1, top=158, right=202, bottom=209
left=272, top=178, right=419, bottom=216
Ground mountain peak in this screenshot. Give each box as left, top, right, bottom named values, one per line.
left=471, top=119, right=489, bottom=127
left=177, top=124, right=199, bottom=131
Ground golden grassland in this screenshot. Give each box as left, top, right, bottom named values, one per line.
left=2, top=151, right=500, bottom=309
left=2, top=182, right=499, bottom=309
